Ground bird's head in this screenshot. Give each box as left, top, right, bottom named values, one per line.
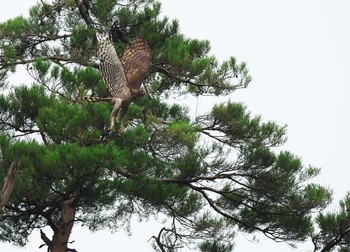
left=110, top=19, right=129, bottom=44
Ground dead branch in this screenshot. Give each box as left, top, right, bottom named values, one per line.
left=0, top=157, right=20, bottom=215
left=39, top=229, right=52, bottom=249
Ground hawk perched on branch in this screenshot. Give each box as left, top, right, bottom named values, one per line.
left=85, top=32, right=151, bottom=133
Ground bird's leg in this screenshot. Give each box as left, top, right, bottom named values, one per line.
left=117, top=105, right=129, bottom=135
left=110, top=98, right=122, bottom=131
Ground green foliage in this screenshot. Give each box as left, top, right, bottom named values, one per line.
left=119, top=125, right=150, bottom=150
left=37, top=101, right=90, bottom=143
left=199, top=240, right=234, bottom=252
left=0, top=16, right=28, bottom=35
left=34, top=58, right=51, bottom=77
left=0, top=0, right=334, bottom=251
left=95, top=0, right=118, bottom=24
left=0, top=16, right=30, bottom=71
left=69, top=24, right=96, bottom=60
left=199, top=101, right=287, bottom=149
left=312, top=193, right=350, bottom=251
left=167, top=120, right=199, bottom=147
left=0, top=85, right=53, bottom=133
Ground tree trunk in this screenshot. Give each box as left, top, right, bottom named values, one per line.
left=50, top=192, right=78, bottom=252
left=0, top=158, right=20, bottom=216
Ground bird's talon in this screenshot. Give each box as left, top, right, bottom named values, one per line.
left=118, top=127, right=124, bottom=135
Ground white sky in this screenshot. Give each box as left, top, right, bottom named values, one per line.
left=1, top=1, right=350, bottom=251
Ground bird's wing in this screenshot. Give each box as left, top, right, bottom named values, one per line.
left=121, top=37, right=152, bottom=91
left=97, top=33, right=128, bottom=96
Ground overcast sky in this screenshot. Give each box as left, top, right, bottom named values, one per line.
left=1, top=1, right=350, bottom=252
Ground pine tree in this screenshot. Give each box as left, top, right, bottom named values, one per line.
left=0, top=1, right=332, bottom=251
left=312, top=194, right=350, bottom=252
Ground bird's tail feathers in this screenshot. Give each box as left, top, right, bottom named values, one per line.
left=84, top=96, right=112, bottom=103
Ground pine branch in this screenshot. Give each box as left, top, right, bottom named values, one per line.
left=319, top=227, right=350, bottom=252
left=37, top=1, right=66, bottom=21
left=75, top=0, right=94, bottom=27
left=154, top=64, right=205, bottom=89
left=0, top=55, right=98, bottom=70
left=161, top=174, right=298, bottom=242
left=0, top=119, right=41, bottom=137
left=153, top=64, right=243, bottom=95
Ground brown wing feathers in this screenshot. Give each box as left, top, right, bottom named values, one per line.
left=121, top=37, right=152, bottom=91
left=93, top=32, right=151, bottom=132
left=96, top=34, right=151, bottom=96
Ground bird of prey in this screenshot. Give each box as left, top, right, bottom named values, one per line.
left=86, top=32, right=151, bottom=133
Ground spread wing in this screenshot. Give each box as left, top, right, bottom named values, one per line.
left=121, top=37, right=151, bottom=91
left=96, top=33, right=128, bottom=96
